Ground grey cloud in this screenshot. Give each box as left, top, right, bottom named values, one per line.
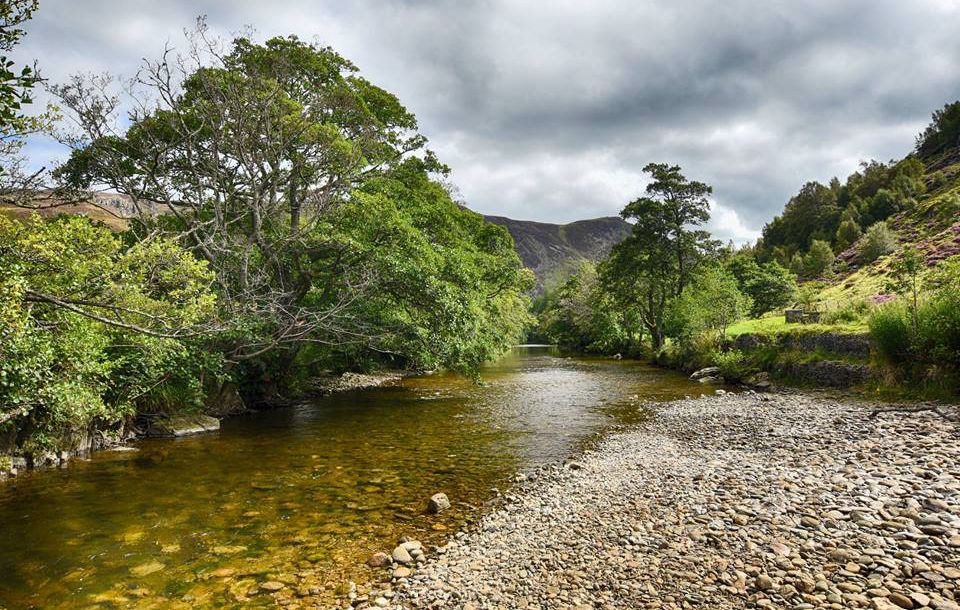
left=12, top=0, right=960, bottom=241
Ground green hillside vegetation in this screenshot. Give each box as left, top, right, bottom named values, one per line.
left=538, top=102, right=960, bottom=397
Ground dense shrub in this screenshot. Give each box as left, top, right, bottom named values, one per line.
left=914, top=292, right=960, bottom=365
left=0, top=215, right=219, bottom=452
left=712, top=349, right=754, bottom=382
left=726, top=257, right=796, bottom=317
left=869, top=267, right=960, bottom=392
left=835, top=220, right=862, bottom=251
left=822, top=299, right=871, bottom=325
left=860, top=221, right=897, bottom=263
left=803, top=240, right=835, bottom=278
left=665, top=266, right=750, bottom=343
left=869, top=303, right=913, bottom=365
left=539, top=262, right=638, bottom=354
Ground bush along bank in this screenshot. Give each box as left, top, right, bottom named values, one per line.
left=653, top=329, right=875, bottom=392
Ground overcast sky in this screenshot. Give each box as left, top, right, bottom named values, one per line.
left=13, top=0, right=960, bottom=241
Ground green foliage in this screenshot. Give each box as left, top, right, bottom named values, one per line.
left=326, top=159, right=534, bottom=376
left=52, top=30, right=532, bottom=390
left=869, top=270, right=960, bottom=391
left=803, top=239, right=835, bottom=278
left=1, top=0, right=57, bottom=196
left=538, top=262, right=635, bottom=354
left=0, top=1, right=40, bottom=133
left=712, top=349, right=753, bottom=382
left=794, top=285, right=821, bottom=310
left=930, top=171, right=949, bottom=190
left=665, top=265, right=750, bottom=343
left=884, top=247, right=924, bottom=322
left=788, top=252, right=805, bottom=276
left=726, top=256, right=796, bottom=317
left=835, top=219, right=862, bottom=251
left=0, top=214, right=219, bottom=451
left=761, top=181, right=840, bottom=253
left=821, top=298, right=871, bottom=325
left=758, top=156, right=925, bottom=258
left=864, top=189, right=908, bottom=226
left=860, top=221, right=897, bottom=263
left=916, top=100, right=960, bottom=159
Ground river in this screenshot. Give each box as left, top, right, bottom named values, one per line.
left=0, top=346, right=706, bottom=609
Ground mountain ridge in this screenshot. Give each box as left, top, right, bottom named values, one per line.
left=482, top=214, right=632, bottom=293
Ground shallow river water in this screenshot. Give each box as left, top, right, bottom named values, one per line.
left=0, top=346, right=705, bottom=609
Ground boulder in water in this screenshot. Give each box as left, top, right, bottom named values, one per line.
left=427, top=492, right=451, bottom=514
left=690, top=366, right=721, bottom=380
left=147, top=414, right=220, bottom=438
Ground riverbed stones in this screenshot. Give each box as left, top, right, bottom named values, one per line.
left=379, top=392, right=960, bottom=610
left=129, top=561, right=165, bottom=577
left=391, top=541, right=422, bottom=566
left=427, top=493, right=451, bottom=514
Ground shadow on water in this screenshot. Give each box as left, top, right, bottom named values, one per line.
left=0, top=346, right=705, bottom=608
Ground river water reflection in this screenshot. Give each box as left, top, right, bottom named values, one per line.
left=0, top=346, right=705, bottom=608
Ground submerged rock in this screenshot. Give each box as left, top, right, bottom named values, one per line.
left=367, top=552, right=391, bottom=568
left=130, top=561, right=165, bottom=577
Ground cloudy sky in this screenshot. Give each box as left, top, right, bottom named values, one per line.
left=13, top=0, right=960, bottom=241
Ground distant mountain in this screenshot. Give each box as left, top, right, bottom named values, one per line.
left=484, top=214, right=632, bottom=293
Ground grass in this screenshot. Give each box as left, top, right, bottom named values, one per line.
left=726, top=314, right=868, bottom=337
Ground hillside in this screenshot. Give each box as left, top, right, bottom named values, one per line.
left=484, top=215, right=632, bottom=292
left=818, top=146, right=960, bottom=306
left=748, top=100, right=960, bottom=312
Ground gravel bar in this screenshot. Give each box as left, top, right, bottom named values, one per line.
left=351, top=392, right=960, bottom=610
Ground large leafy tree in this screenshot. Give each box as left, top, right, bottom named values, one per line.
left=726, top=255, right=796, bottom=318
left=0, top=0, right=52, bottom=198
left=539, top=262, right=633, bottom=353
left=51, top=25, right=529, bottom=381
left=761, top=181, right=840, bottom=254
left=601, top=163, right=717, bottom=349
left=665, top=265, right=750, bottom=343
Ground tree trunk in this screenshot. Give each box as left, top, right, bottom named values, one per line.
left=289, top=169, right=301, bottom=236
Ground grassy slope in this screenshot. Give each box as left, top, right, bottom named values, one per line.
left=0, top=201, right=130, bottom=231
left=727, top=315, right=868, bottom=337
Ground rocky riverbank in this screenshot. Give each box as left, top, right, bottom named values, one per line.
left=352, top=392, right=960, bottom=610
left=0, top=370, right=407, bottom=480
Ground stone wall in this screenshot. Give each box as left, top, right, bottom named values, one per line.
left=733, top=332, right=872, bottom=359
left=782, top=361, right=874, bottom=388
left=731, top=331, right=875, bottom=389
